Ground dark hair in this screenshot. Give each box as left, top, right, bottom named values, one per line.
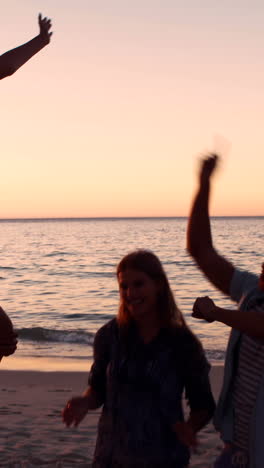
left=116, top=249, right=186, bottom=328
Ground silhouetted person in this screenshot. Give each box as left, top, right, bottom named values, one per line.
left=187, top=154, right=264, bottom=468
left=0, top=13, right=52, bottom=359
left=0, top=14, right=52, bottom=80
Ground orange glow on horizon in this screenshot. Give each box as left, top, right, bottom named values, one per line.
left=1, top=2, right=264, bottom=218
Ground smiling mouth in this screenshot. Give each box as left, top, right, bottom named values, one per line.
left=128, top=298, right=144, bottom=306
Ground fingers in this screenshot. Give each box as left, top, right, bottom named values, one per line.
left=185, top=430, right=198, bottom=449
left=203, top=154, right=218, bottom=172
left=62, top=401, right=77, bottom=427
left=74, top=414, right=83, bottom=427
left=38, top=13, right=53, bottom=40
left=62, top=403, right=74, bottom=427
left=199, top=153, right=219, bottom=184
left=192, top=297, right=204, bottom=318
left=173, top=421, right=197, bottom=448
left=193, top=296, right=211, bottom=306
left=40, top=18, right=52, bottom=31
left=62, top=398, right=85, bottom=427
left=192, top=296, right=215, bottom=323
left=192, top=296, right=205, bottom=316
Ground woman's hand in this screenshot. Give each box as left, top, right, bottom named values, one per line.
left=62, top=396, right=90, bottom=427
left=173, top=421, right=197, bottom=448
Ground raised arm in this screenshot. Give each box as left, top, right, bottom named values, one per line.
left=0, top=14, right=52, bottom=80
left=187, top=154, right=234, bottom=295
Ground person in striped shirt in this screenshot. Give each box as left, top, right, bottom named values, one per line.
left=0, top=14, right=52, bottom=80
left=187, top=154, right=264, bottom=468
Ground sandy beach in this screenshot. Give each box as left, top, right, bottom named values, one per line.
left=0, top=365, right=224, bottom=467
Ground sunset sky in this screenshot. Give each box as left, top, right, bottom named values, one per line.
left=1, top=0, right=264, bottom=218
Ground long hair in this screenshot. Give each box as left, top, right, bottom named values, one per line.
left=116, top=249, right=187, bottom=329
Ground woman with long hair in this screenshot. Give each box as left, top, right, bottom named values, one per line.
left=63, top=249, right=215, bottom=467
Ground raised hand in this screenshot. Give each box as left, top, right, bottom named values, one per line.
left=62, top=396, right=89, bottom=427
left=38, top=13, right=53, bottom=44
left=192, top=296, right=216, bottom=323
left=199, top=154, right=219, bottom=185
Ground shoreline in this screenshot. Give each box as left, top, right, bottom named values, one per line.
left=0, top=365, right=224, bottom=467
left=0, top=355, right=94, bottom=372
left=0, top=354, right=224, bottom=373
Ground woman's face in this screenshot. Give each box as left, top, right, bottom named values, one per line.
left=118, top=268, right=160, bottom=321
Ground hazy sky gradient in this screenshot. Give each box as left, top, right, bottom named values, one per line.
left=1, top=0, right=264, bottom=217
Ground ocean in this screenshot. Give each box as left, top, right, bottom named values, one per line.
left=0, top=217, right=263, bottom=372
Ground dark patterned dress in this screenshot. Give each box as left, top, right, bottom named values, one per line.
left=88, top=319, right=215, bottom=468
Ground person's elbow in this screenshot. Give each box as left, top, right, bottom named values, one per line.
left=186, top=241, right=205, bottom=266
left=186, top=231, right=204, bottom=260
left=0, top=54, right=18, bottom=79
left=0, top=64, right=16, bottom=79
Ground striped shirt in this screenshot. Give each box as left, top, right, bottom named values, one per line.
left=233, top=303, right=264, bottom=451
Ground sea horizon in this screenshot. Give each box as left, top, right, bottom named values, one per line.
left=0, top=216, right=263, bottom=372
left=0, top=215, right=263, bottom=222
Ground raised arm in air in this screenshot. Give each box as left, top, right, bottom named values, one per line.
left=0, top=14, right=52, bottom=80
left=187, top=154, right=234, bottom=295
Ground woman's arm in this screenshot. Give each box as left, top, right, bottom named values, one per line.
left=63, top=321, right=112, bottom=427
left=0, top=14, right=52, bottom=80
left=62, top=386, right=102, bottom=427
left=172, top=408, right=213, bottom=448
left=173, top=330, right=215, bottom=447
